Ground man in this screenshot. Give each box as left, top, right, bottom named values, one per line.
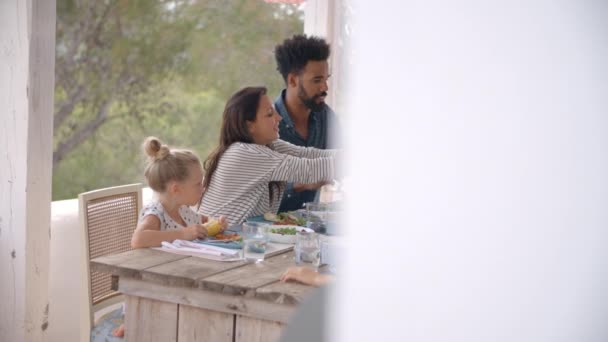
left=274, top=34, right=341, bottom=212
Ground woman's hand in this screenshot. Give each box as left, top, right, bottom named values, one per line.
left=293, top=181, right=329, bottom=192
left=182, top=224, right=208, bottom=240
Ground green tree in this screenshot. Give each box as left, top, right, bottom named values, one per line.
left=54, top=0, right=200, bottom=165
left=53, top=0, right=303, bottom=200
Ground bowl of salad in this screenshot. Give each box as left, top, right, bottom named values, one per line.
left=267, top=225, right=314, bottom=244
left=263, top=212, right=307, bottom=226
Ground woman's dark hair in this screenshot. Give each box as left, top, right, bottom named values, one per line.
left=274, top=34, right=331, bottom=82
left=202, top=86, right=282, bottom=204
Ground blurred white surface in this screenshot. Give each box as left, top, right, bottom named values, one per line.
left=339, top=1, right=608, bottom=341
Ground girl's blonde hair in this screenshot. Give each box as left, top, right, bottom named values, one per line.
left=143, top=136, right=201, bottom=192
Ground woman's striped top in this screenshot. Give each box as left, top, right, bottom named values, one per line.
left=199, top=139, right=337, bottom=225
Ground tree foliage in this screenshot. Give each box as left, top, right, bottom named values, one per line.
left=53, top=0, right=303, bottom=200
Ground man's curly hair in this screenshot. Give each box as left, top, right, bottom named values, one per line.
left=274, top=34, right=331, bottom=83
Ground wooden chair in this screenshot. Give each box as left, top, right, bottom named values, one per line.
left=78, top=183, right=142, bottom=341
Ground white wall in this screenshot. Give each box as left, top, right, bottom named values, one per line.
left=47, top=199, right=80, bottom=342
left=0, top=0, right=56, bottom=341
left=47, top=189, right=152, bottom=341
left=338, top=1, right=608, bottom=341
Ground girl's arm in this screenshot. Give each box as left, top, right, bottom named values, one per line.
left=131, top=215, right=207, bottom=248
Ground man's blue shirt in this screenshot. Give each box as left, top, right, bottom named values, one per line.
left=274, top=89, right=340, bottom=212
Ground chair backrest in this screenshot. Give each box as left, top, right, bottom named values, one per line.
left=78, top=183, right=142, bottom=337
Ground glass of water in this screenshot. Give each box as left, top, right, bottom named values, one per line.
left=305, top=202, right=331, bottom=233
left=242, top=222, right=269, bottom=263
left=295, top=231, right=321, bottom=268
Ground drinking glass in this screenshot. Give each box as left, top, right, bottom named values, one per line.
left=305, top=202, right=330, bottom=232
left=295, top=231, right=321, bottom=268
left=242, top=222, right=269, bottom=263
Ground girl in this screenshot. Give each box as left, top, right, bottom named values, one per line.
left=114, top=137, right=227, bottom=338
left=199, top=86, right=340, bottom=224
left=131, top=136, right=227, bottom=248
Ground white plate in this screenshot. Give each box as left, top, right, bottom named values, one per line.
left=267, top=225, right=313, bottom=244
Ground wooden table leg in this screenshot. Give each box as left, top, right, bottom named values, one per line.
left=177, top=304, right=234, bottom=342
left=235, top=315, right=285, bottom=342
left=124, top=295, right=178, bottom=342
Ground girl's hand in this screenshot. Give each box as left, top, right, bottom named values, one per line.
left=182, top=224, right=208, bottom=240
left=217, top=216, right=228, bottom=233
left=204, top=215, right=229, bottom=233
left=201, top=215, right=227, bottom=233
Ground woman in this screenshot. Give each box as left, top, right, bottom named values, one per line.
left=199, top=86, right=339, bottom=224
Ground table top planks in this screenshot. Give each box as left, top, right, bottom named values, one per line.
left=199, top=252, right=297, bottom=294
left=90, top=248, right=188, bottom=278
left=141, top=256, right=248, bottom=288
left=91, top=244, right=318, bottom=305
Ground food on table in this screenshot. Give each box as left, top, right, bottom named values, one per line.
left=264, top=212, right=306, bottom=226
left=270, top=227, right=298, bottom=235
left=213, top=233, right=241, bottom=242
left=264, top=212, right=279, bottom=221
left=266, top=225, right=313, bottom=244
left=206, top=219, right=222, bottom=237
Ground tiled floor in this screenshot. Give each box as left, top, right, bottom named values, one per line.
left=91, top=307, right=124, bottom=342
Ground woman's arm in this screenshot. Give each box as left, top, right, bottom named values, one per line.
left=131, top=215, right=208, bottom=248
left=271, top=139, right=338, bottom=159
left=215, top=143, right=336, bottom=186
left=270, top=153, right=337, bottom=184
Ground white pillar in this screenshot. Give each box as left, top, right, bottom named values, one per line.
left=304, top=0, right=349, bottom=113
left=0, top=0, right=56, bottom=341
left=304, top=0, right=334, bottom=39
left=304, top=0, right=351, bottom=203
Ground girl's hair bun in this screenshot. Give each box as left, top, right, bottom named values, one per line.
left=143, top=136, right=170, bottom=160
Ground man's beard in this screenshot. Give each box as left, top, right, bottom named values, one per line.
left=298, top=82, right=327, bottom=112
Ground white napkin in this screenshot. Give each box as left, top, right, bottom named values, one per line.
left=155, top=239, right=240, bottom=261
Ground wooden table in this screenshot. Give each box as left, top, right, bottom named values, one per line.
left=91, top=245, right=317, bottom=342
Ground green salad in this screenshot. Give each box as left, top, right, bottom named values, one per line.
left=265, top=212, right=306, bottom=226
left=270, top=227, right=298, bottom=235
